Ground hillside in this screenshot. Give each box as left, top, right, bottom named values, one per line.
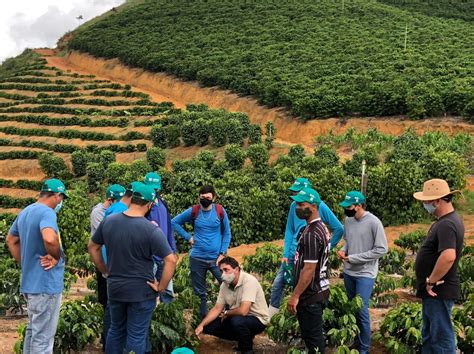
left=67, top=0, right=473, bottom=120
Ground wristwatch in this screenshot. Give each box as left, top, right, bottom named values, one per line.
left=426, top=277, right=437, bottom=286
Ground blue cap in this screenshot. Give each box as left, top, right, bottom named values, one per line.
left=144, top=172, right=161, bottom=191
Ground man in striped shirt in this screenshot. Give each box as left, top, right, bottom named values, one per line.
left=287, top=187, right=330, bottom=354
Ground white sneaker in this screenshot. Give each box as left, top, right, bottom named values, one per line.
left=268, top=305, right=280, bottom=319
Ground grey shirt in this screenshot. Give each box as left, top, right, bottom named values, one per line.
left=341, top=211, right=388, bottom=278
left=90, top=203, right=107, bottom=236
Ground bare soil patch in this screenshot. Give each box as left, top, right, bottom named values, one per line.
left=0, top=160, right=45, bottom=181
left=0, top=187, right=38, bottom=198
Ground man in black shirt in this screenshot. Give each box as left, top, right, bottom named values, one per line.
left=413, top=179, right=464, bottom=354
left=88, top=184, right=177, bottom=354
left=288, top=187, right=330, bottom=354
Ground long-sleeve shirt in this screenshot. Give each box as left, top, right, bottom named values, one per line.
left=146, top=196, right=176, bottom=262
left=172, top=204, right=231, bottom=260
left=341, top=211, right=388, bottom=278
left=283, top=200, right=344, bottom=260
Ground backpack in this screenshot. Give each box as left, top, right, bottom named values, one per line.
left=191, top=203, right=225, bottom=235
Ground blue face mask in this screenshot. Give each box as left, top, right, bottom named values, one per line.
left=54, top=200, right=63, bottom=213
left=423, top=202, right=436, bottom=214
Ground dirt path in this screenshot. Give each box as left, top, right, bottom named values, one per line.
left=39, top=50, right=474, bottom=150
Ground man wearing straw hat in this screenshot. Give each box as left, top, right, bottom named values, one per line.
left=413, top=178, right=464, bottom=354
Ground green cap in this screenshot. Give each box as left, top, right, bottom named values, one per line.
left=41, top=178, right=69, bottom=198
left=290, top=187, right=321, bottom=205
left=144, top=172, right=161, bottom=191
left=106, top=184, right=126, bottom=200
left=339, top=191, right=366, bottom=208
left=127, top=181, right=144, bottom=193
left=289, top=177, right=312, bottom=192
left=132, top=183, right=156, bottom=202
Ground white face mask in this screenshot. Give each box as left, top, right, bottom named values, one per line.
left=54, top=200, right=63, bottom=213
left=221, top=272, right=235, bottom=284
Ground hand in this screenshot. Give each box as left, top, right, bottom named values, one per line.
left=216, top=254, right=225, bottom=265
left=219, top=310, right=228, bottom=321
left=426, top=279, right=444, bottom=297
left=147, top=278, right=161, bottom=293
left=195, top=325, right=204, bottom=337
left=287, top=294, right=299, bottom=314
left=281, top=257, right=289, bottom=265
left=337, top=250, right=348, bottom=261
left=40, top=255, right=58, bottom=270
left=189, top=236, right=194, bottom=245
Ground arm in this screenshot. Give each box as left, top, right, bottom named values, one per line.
left=6, top=234, right=21, bottom=263
left=88, top=239, right=107, bottom=274
left=428, top=249, right=456, bottom=283
left=195, top=303, right=225, bottom=335
left=283, top=202, right=296, bottom=260
left=171, top=208, right=193, bottom=241
left=219, top=208, right=231, bottom=254
left=225, top=301, right=252, bottom=317
left=41, top=228, right=61, bottom=260
left=288, top=262, right=317, bottom=313
left=319, top=202, right=344, bottom=250
left=347, top=218, right=388, bottom=264
left=156, top=253, right=177, bottom=292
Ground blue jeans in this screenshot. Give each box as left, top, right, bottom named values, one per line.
left=23, top=293, right=62, bottom=354
left=421, top=298, right=456, bottom=354
left=269, top=262, right=293, bottom=308
left=343, top=273, right=375, bottom=354
left=154, top=260, right=174, bottom=304
left=189, top=256, right=222, bottom=318
left=204, top=315, right=266, bottom=351
left=106, top=299, right=156, bottom=354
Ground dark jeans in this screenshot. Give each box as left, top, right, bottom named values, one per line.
left=296, top=302, right=325, bottom=354
left=204, top=315, right=266, bottom=351
left=343, top=273, right=375, bottom=354
left=421, top=298, right=456, bottom=354
left=97, top=270, right=110, bottom=351
left=106, top=299, right=156, bottom=354
left=189, top=256, right=222, bottom=318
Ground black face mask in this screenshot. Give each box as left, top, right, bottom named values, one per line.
left=199, top=197, right=212, bottom=208
left=344, top=208, right=357, bottom=217
left=295, top=207, right=312, bottom=220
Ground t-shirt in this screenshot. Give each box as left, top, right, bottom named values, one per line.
left=294, top=218, right=330, bottom=305
left=90, top=203, right=107, bottom=236
left=9, top=202, right=64, bottom=294
left=216, top=271, right=269, bottom=325
left=92, top=212, right=172, bottom=302
left=415, top=211, right=464, bottom=300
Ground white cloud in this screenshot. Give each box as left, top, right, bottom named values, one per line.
left=0, top=0, right=125, bottom=62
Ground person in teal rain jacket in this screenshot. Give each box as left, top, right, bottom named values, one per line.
left=268, top=177, right=344, bottom=317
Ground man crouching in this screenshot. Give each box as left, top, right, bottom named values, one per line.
left=195, top=256, right=269, bottom=354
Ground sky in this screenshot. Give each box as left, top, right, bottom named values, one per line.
left=0, top=0, right=126, bottom=63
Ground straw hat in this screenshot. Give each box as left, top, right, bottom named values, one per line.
left=413, top=179, right=460, bottom=201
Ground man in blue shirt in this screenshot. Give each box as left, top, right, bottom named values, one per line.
left=88, top=183, right=177, bottom=354
left=268, top=177, right=344, bottom=318
left=172, top=185, right=231, bottom=318
left=90, top=183, right=126, bottom=351
left=6, top=178, right=68, bottom=354
left=144, top=172, right=176, bottom=304
left=103, top=182, right=138, bottom=218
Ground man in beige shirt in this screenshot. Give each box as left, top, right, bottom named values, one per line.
left=195, top=256, right=269, bottom=354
